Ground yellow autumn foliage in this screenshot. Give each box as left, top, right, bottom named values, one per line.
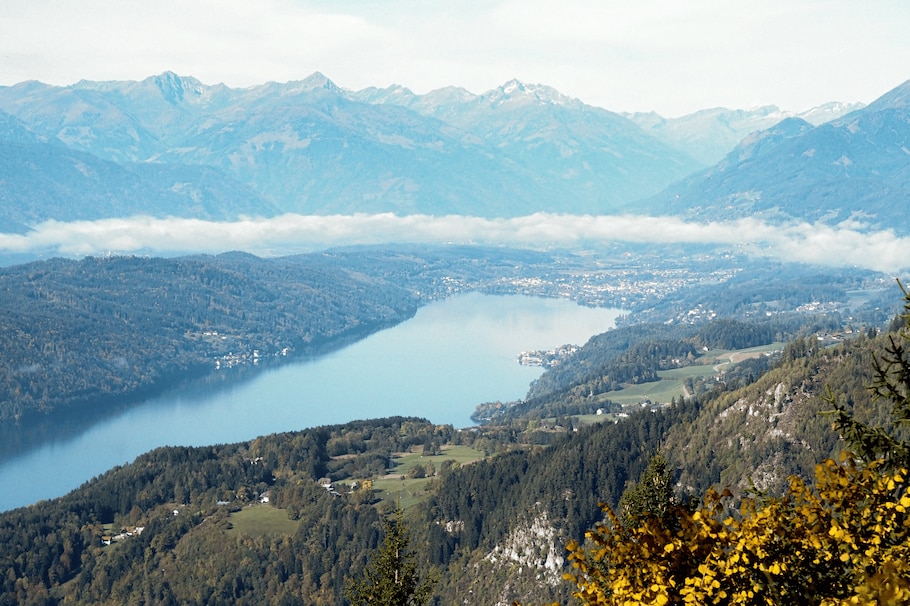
left=565, top=456, right=910, bottom=605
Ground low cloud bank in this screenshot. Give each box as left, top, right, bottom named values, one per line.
left=1, top=213, right=908, bottom=273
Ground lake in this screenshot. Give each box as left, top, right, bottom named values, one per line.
left=0, top=293, right=620, bottom=512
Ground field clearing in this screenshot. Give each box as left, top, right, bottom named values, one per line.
left=604, top=378, right=685, bottom=407
left=377, top=444, right=484, bottom=478
left=705, top=343, right=783, bottom=365
left=595, top=343, right=783, bottom=407
left=426, top=444, right=485, bottom=465
left=371, top=444, right=484, bottom=509
left=373, top=477, right=433, bottom=510
left=575, top=413, right=622, bottom=425
left=227, top=504, right=299, bottom=537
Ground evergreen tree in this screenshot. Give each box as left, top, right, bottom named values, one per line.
left=826, top=281, right=910, bottom=470
left=346, top=509, right=436, bottom=606
left=616, top=451, right=675, bottom=529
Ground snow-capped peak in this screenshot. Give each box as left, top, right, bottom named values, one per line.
left=502, top=79, right=525, bottom=96
left=348, top=84, right=418, bottom=106
left=484, top=79, right=581, bottom=108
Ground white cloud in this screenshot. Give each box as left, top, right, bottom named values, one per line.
left=2, top=213, right=908, bottom=274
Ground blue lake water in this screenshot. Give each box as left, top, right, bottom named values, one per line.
left=0, top=293, right=620, bottom=512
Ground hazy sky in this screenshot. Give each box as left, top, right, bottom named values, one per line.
left=2, top=0, right=909, bottom=116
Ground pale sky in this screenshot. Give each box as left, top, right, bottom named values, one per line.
left=2, top=0, right=908, bottom=117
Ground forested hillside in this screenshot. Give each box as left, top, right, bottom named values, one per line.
left=0, top=253, right=418, bottom=420
left=0, top=417, right=447, bottom=605
left=2, top=286, right=906, bottom=605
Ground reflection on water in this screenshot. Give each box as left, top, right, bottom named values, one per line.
left=0, top=323, right=395, bottom=462
left=0, top=294, right=620, bottom=512
left=0, top=364, right=268, bottom=460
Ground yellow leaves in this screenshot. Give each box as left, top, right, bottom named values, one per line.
left=898, top=494, right=910, bottom=512
left=564, top=455, right=910, bottom=605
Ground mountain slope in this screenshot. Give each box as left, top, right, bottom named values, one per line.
left=2, top=72, right=903, bottom=229
left=0, top=253, right=418, bottom=420
left=641, top=80, right=910, bottom=231
left=352, top=79, right=704, bottom=214
left=0, top=134, right=278, bottom=233
left=153, top=75, right=545, bottom=216
left=0, top=72, right=703, bottom=220
left=625, top=102, right=864, bottom=165
left=0, top=81, right=163, bottom=163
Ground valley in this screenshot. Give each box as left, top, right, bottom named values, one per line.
left=0, top=239, right=903, bottom=603
left=1, top=64, right=909, bottom=604
left=3, top=293, right=907, bottom=604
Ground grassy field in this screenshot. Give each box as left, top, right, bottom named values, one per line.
left=604, top=377, right=687, bottom=407
left=227, top=504, right=299, bottom=538
left=371, top=444, right=484, bottom=509
left=574, top=413, right=620, bottom=425
left=373, top=477, right=433, bottom=510
left=591, top=342, right=784, bottom=407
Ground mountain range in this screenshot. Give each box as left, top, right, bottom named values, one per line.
left=0, top=72, right=908, bottom=235
left=640, top=79, right=910, bottom=231
left=623, top=101, right=864, bottom=166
